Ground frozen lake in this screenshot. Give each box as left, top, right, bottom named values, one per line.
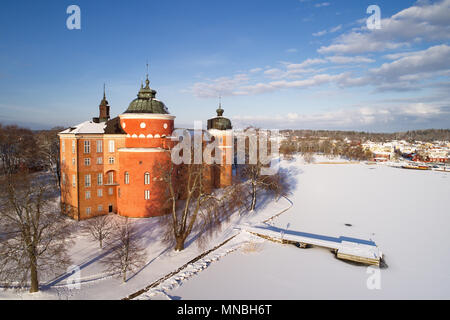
left=169, top=161, right=450, bottom=299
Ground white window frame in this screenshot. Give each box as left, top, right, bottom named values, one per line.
left=84, top=140, right=90, bottom=154
left=97, top=173, right=103, bottom=186
left=62, top=140, right=65, bottom=153
left=72, top=174, right=76, bottom=187
left=85, top=191, right=91, bottom=200
left=109, top=140, right=115, bottom=153
left=85, top=174, right=91, bottom=187
left=108, top=157, right=115, bottom=165
left=97, top=157, right=103, bottom=165
left=97, top=189, right=103, bottom=197
left=125, top=172, right=130, bottom=185
left=145, top=190, right=150, bottom=200
left=84, top=158, right=91, bottom=166
left=72, top=140, right=76, bottom=154
left=108, top=187, right=113, bottom=195
left=144, top=172, right=150, bottom=185
left=97, top=140, right=103, bottom=153
left=86, top=207, right=91, bottom=215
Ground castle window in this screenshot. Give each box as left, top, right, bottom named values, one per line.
left=86, top=207, right=91, bottom=216
left=144, top=172, right=150, bottom=185
left=97, top=140, right=103, bottom=153
left=108, top=157, right=115, bottom=165
left=125, top=172, right=130, bottom=185
left=72, top=140, right=76, bottom=154
left=84, top=140, right=90, bottom=154
left=108, top=187, right=113, bottom=195
left=140, top=122, right=146, bottom=129
left=97, top=189, right=103, bottom=197
left=72, top=158, right=75, bottom=166
left=85, top=174, right=91, bottom=187
left=109, top=140, right=115, bottom=153
left=108, top=172, right=114, bottom=184
left=84, top=158, right=91, bottom=166
left=85, top=191, right=91, bottom=200
left=145, top=190, right=150, bottom=200
left=98, top=205, right=103, bottom=212
left=97, top=173, right=103, bottom=186
left=72, top=174, right=76, bottom=187
left=97, top=157, right=103, bottom=164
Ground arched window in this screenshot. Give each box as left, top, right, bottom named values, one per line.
left=144, top=172, right=150, bottom=185
left=108, top=171, right=114, bottom=185
left=124, top=172, right=130, bottom=185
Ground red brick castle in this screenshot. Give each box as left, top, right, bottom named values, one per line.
left=59, top=74, right=233, bottom=220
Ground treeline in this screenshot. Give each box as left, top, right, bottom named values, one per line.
left=0, top=124, right=63, bottom=185
left=280, top=139, right=373, bottom=161
left=281, top=129, right=450, bottom=143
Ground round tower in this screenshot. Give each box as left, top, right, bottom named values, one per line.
left=207, top=101, right=233, bottom=188
left=117, top=75, right=175, bottom=218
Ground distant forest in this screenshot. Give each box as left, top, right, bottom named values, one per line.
left=281, top=129, right=450, bottom=142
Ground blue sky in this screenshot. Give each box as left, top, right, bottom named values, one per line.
left=0, top=0, right=449, bottom=132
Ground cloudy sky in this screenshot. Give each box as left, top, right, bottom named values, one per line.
left=0, top=0, right=449, bottom=131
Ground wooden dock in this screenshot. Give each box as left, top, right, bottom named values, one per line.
left=242, top=225, right=382, bottom=266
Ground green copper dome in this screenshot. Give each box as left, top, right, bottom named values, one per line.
left=124, top=77, right=169, bottom=114
left=207, top=103, right=232, bottom=130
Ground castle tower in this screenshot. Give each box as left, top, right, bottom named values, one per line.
left=99, top=85, right=110, bottom=122
left=207, top=101, right=233, bottom=188
left=117, top=75, right=175, bottom=218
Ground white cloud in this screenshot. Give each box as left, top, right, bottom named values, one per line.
left=315, top=2, right=330, bottom=8
left=326, top=55, right=375, bottom=64
left=318, top=0, right=450, bottom=54
left=369, top=44, right=450, bottom=83
left=313, top=24, right=342, bottom=37
left=231, top=103, right=450, bottom=130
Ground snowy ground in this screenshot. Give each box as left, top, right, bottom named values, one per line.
left=0, top=174, right=290, bottom=300
left=1, top=156, right=449, bottom=300
left=167, top=157, right=450, bottom=300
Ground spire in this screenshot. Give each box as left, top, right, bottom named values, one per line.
left=216, top=96, right=224, bottom=117
left=100, top=83, right=108, bottom=106
left=144, top=61, right=150, bottom=89
left=98, top=83, right=110, bottom=122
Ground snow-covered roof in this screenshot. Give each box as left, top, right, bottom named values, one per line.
left=59, top=121, right=107, bottom=134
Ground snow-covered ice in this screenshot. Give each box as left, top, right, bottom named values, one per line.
left=167, top=157, right=450, bottom=299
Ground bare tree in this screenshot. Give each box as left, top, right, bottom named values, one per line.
left=0, top=171, right=72, bottom=293
left=82, top=214, right=113, bottom=249
left=101, top=218, right=147, bottom=283
left=155, top=158, right=228, bottom=251
left=238, top=128, right=287, bottom=212
left=303, top=152, right=316, bottom=164
left=0, top=124, right=38, bottom=175
left=35, top=127, right=64, bottom=188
